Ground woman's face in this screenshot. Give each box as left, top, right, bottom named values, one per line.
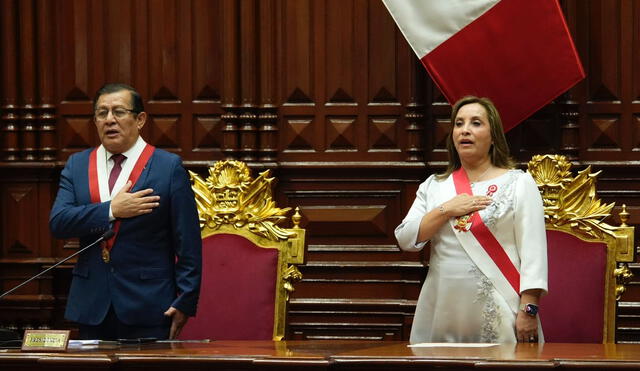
left=452, top=102, right=493, bottom=163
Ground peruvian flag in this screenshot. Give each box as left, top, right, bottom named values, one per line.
left=382, top=0, right=585, bottom=132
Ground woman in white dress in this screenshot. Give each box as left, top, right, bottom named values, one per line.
left=395, top=96, right=547, bottom=344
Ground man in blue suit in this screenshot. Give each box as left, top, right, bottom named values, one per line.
left=49, top=83, right=202, bottom=340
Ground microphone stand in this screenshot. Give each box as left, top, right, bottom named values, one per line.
left=0, top=230, right=114, bottom=300
left=0, top=230, right=114, bottom=345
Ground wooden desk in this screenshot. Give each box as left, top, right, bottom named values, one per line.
left=2, top=341, right=640, bottom=370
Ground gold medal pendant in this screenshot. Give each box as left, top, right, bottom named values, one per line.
left=454, top=214, right=472, bottom=232
left=101, top=247, right=110, bottom=263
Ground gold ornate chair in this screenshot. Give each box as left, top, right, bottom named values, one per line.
left=178, top=160, right=305, bottom=340
left=528, top=154, right=634, bottom=343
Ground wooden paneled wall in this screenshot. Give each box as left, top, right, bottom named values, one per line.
left=1, top=0, right=640, bottom=342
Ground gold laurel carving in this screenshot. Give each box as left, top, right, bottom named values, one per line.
left=615, top=263, right=633, bottom=301
left=528, top=154, right=614, bottom=240
left=189, top=161, right=295, bottom=242
left=282, top=265, right=303, bottom=301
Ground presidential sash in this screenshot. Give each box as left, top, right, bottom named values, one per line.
left=88, top=144, right=155, bottom=262
left=450, top=168, right=521, bottom=313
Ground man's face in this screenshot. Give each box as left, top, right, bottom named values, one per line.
left=94, top=90, right=146, bottom=154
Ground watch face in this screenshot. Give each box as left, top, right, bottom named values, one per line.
left=525, top=304, right=539, bottom=316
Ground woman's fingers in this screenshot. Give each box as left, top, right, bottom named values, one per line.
left=445, top=194, right=493, bottom=216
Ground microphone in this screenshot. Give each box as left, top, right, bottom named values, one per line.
left=0, top=230, right=114, bottom=300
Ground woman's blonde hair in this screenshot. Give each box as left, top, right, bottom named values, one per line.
left=437, top=95, right=515, bottom=180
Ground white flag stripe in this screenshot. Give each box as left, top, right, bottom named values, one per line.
left=382, top=0, right=500, bottom=56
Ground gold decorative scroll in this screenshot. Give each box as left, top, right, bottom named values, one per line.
left=528, top=154, right=614, bottom=240
left=189, top=160, right=294, bottom=241
left=614, top=263, right=633, bottom=301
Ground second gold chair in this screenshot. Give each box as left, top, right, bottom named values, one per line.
left=179, top=160, right=305, bottom=340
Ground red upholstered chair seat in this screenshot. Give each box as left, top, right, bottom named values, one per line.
left=180, top=233, right=278, bottom=340
left=541, top=230, right=607, bottom=343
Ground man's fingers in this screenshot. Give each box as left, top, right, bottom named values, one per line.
left=169, top=322, right=178, bottom=339
left=132, top=188, right=155, bottom=197
left=172, top=320, right=185, bottom=339
left=165, top=307, right=187, bottom=339
left=117, top=180, right=133, bottom=195
left=137, top=198, right=160, bottom=212
left=139, top=195, right=160, bottom=203
left=138, top=205, right=158, bottom=215
left=165, top=307, right=177, bottom=339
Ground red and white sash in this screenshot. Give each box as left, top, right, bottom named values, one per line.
left=88, top=143, right=155, bottom=253
left=450, top=168, right=521, bottom=313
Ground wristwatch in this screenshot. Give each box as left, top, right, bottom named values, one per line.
left=520, top=303, right=539, bottom=317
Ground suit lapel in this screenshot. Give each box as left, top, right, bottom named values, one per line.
left=129, top=150, right=154, bottom=192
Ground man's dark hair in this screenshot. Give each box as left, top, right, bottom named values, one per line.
left=93, top=83, right=144, bottom=113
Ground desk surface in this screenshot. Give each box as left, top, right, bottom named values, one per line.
left=2, top=341, right=640, bottom=370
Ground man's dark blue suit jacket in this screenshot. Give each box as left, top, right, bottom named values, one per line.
left=49, top=147, right=202, bottom=326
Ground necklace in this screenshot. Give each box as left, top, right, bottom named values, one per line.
left=470, top=165, right=492, bottom=185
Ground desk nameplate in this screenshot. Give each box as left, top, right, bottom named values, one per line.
left=21, top=330, right=70, bottom=352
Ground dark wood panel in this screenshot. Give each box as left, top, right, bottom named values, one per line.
left=1, top=0, right=640, bottom=343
